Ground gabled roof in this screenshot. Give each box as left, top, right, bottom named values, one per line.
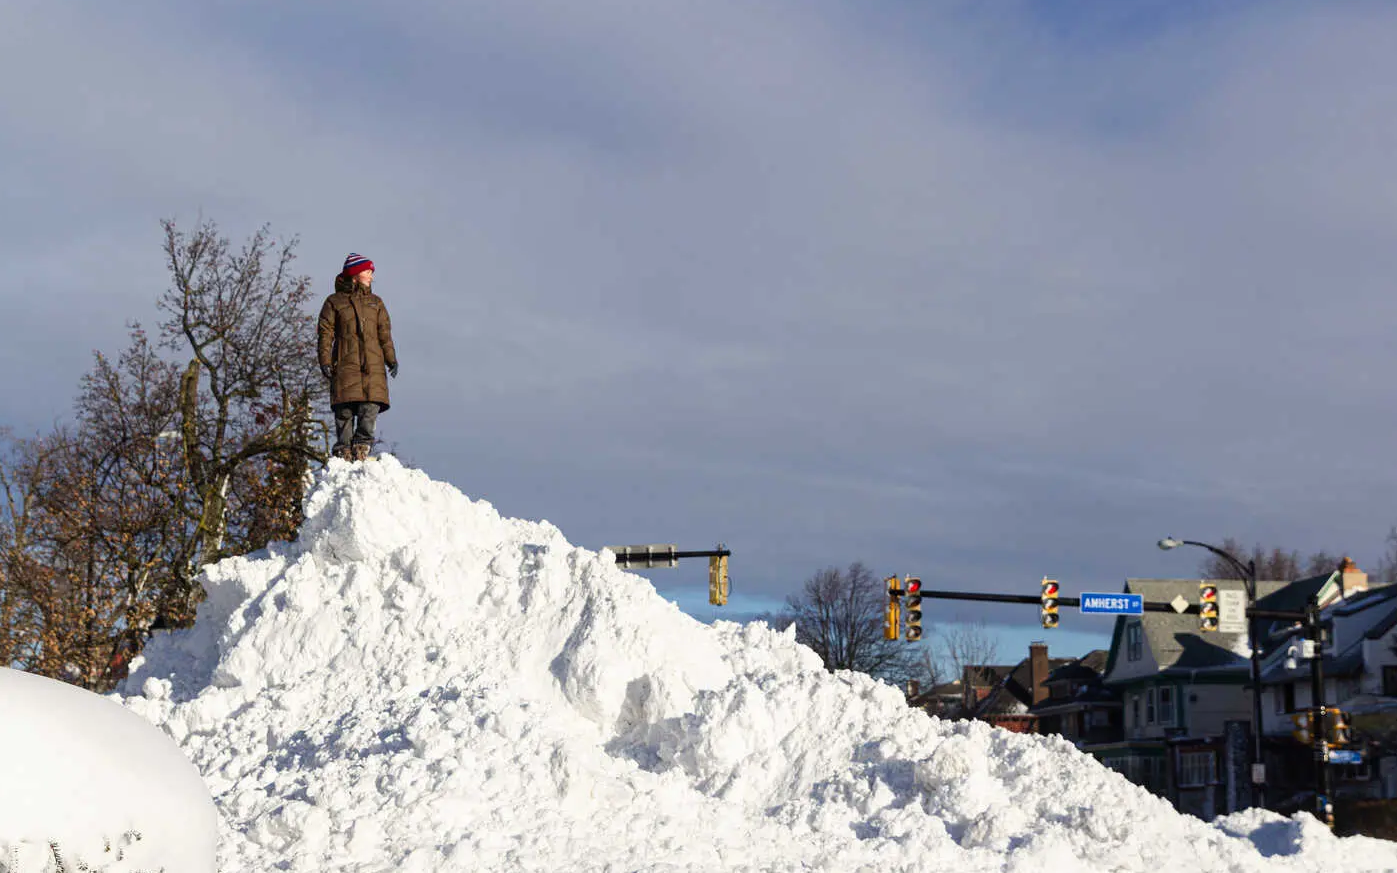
left=1045, top=649, right=1109, bottom=684
left=1103, top=578, right=1293, bottom=680
left=972, top=655, right=1072, bottom=716
left=963, top=665, right=1015, bottom=687
left=1258, top=584, right=1397, bottom=683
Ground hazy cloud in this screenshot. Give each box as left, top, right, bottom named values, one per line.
left=4, top=1, right=1396, bottom=649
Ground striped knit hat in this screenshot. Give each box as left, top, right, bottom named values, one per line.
left=340, top=253, right=374, bottom=278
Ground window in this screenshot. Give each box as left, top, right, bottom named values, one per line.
left=1131, top=695, right=1140, bottom=730
left=1126, top=623, right=1143, bottom=662
left=1384, top=666, right=1397, bottom=698
left=1146, top=688, right=1156, bottom=724
left=1158, top=686, right=1175, bottom=727
left=1283, top=683, right=1296, bottom=714
left=1179, top=751, right=1217, bottom=788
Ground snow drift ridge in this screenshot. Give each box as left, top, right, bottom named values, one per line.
left=115, top=456, right=1397, bottom=872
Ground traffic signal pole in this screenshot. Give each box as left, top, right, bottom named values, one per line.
left=1307, top=596, right=1333, bottom=828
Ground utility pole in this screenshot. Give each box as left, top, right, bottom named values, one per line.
left=1307, top=595, right=1334, bottom=829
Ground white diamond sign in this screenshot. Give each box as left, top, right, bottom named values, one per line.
left=1170, top=595, right=1189, bottom=614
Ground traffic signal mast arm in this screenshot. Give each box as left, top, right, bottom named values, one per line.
left=915, top=589, right=1307, bottom=622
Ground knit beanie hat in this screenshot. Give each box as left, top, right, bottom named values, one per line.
left=341, top=253, right=374, bottom=278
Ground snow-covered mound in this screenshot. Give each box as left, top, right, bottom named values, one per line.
left=117, top=457, right=1397, bottom=871
left=0, top=666, right=217, bottom=872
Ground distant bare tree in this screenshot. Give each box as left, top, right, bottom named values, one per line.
left=1374, top=528, right=1397, bottom=587
left=776, top=562, right=918, bottom=683
left=919, top=616, right=1000, bottom=690
left=1198, top=538, right=1345, bottom=582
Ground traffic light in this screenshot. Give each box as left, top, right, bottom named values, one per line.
left=1040, top=578, right=1059, bottom=629
left=708, top=553, right=729, bottom=606
left=905, top=577, right=923, bottom=642
left=1329, top=708, right=1352, bottom=746
left=885, top=576, right=902, bottom=641
left=1292, top=710, right=1314, bottom=744
left=1199, top=583, right=1220, bottom=632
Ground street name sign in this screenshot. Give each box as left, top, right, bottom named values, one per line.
left=1079, top=592, right=1144, bottom=615
left=1329, top=749, right=1362, bottom=765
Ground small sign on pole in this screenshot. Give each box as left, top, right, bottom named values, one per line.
left=1329, top=749, right=1363, bottom=765
left=1219, top=589, right=1247, bottom=634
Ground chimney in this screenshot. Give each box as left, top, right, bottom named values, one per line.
left=1030, top=641, right=1050, bottom=705
left=906, top=679, right=921, bottom=699
left=1339, top=557, right=1368, bottom=597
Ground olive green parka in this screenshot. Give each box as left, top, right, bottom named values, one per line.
left=317, top=274, right=398, bottom=410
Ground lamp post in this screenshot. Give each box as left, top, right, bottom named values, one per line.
left=1158, top=537, right=1265, bottom=808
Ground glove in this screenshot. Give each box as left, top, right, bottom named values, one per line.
left=320, top=364, right=333, bottom=381
left=388, top=361, right=399, bottom=378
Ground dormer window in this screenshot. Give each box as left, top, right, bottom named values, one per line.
left=1126, top=623, right=1143, bottom=662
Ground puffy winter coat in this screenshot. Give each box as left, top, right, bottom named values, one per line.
left=317, top=275, right=398, bottom=410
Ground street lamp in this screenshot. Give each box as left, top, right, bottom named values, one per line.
left=1158, top=536, right=1266, bottom=807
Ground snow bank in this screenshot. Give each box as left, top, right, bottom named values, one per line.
left=113, top=456, right=1397, bottom=871
left=0, top=666, right=217, bottom=872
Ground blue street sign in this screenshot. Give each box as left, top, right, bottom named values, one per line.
left=1079, top=592, right=1144, bottom=615
left=1329, top=749, right=1362, bottom=765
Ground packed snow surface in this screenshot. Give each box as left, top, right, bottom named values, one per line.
left=102, top=456, right=1397, bottom=871
left=0, top=666, right=217, bottom=872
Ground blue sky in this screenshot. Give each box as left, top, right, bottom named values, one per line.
left=5, top=1, right=1397, bottom=669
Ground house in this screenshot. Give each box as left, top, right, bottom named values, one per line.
left=1256, top=560, right=1397, bottom=806
left=1089, top=576, right=1305, bottom=818
left=967, top=642, right=1073, bottom=733
left=907, top=679, right=970, bottom=718
left=1029, top=649, right=1121, bottom=746
left=961, top=664, right=1016, bottom=714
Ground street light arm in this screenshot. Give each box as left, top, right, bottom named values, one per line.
left=1182, top=539, right=1255, bottom=586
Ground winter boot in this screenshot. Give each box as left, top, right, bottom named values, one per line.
left=332, top=445, right=353, bottom=461
left=351, top=443, right=371, bottom=462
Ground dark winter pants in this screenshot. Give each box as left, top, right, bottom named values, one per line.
left=333, top=402, right=379, bottom=451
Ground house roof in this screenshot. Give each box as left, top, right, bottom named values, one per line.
left=972, top=655, right=1073, bottom=716
left=1103, top=578, right=1298, bottom=682
left=963, top=665, right=1015, bottom=686
left=1033, top=650, right=1118, bottom=713
left=1258, top=584, right=1397, bottom=683
left=1045, top=649, right=1110, bottom=684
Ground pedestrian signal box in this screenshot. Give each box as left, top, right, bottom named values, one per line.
left=708, top=553, right=729, bottom=606
left=885, top=576, right=902, bottom=641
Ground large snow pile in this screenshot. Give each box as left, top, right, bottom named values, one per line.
left=0, top=666, right=217, bottom=872
left=112, top=457, right=1397, bottom=871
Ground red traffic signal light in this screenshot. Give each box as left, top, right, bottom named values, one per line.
left=905, top=577, right=923, bottom=642
left=1199, top=582, right=1220, bottom=632
left=1040, top=578, right=1060, bottom=629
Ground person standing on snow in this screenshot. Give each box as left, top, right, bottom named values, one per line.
left=318, top=253, right=398, bottom=461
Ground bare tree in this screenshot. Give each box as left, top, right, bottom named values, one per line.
left=1198, top=538, right=1345, bottom=582
left=0, top=219, right=328, bottom=689
left=155, top=218, right=328, bottom=624
left=919, top=616, right=1000, bottom=688
left=1373, top=528, right=1397, bottom=587
left=776, top=562, right=918, bottom=683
